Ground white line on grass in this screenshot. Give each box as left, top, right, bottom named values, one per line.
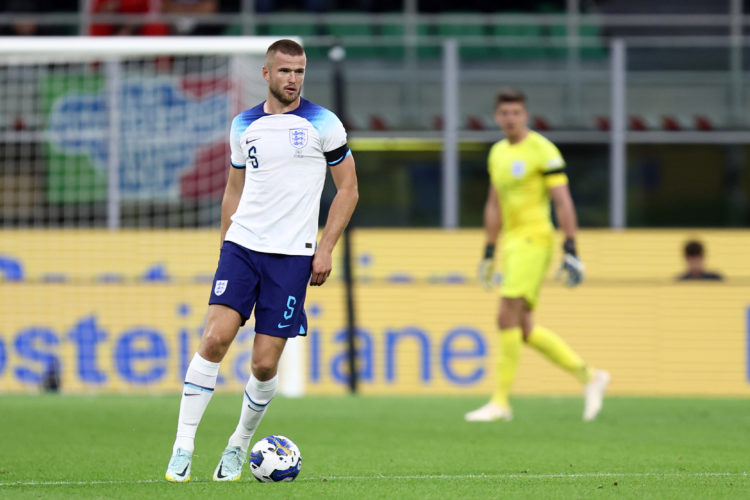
left=0, top=472, right=746, bottom=487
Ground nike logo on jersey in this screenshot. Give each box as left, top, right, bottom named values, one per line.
left=277, top=323, right=291, bottom=329
left=176, top=464, right=189, bottom=477
left=245, top=138, right=258, bottom=144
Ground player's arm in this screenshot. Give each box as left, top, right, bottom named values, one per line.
left=312, top=154, right=359, bottom=286
left=484, top=184, right=502, bottom=248
left=549, top=184, right=577, bottom=241
left=549, top=184, right=584, bottom=286
left=479, top=184, right=502, bottom=289
left=219, top=166, right=245, bottom=246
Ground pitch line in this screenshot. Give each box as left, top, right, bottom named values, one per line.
left=0, top=472, right=747, bottom=487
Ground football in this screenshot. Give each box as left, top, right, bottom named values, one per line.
left=248, top=435, right=302, bottom=482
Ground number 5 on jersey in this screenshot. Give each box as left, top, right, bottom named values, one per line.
left=248, top=145, right=259, bottom=168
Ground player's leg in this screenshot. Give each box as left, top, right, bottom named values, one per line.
left=521, top=296, right=609, bottom=420
left=214, top=333, right=287, bottom=481
left=465, top=296, right=523, bottom=422
left=466, top=237, right=549, bottom=422
left=166, top=241, right=257, bottom=482
left=166, top=304, right=243, bottom=482
left=214, top=251, right=311, bottom=481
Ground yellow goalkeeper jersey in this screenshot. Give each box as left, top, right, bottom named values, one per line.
left=487, top=130, right=569, bottom=240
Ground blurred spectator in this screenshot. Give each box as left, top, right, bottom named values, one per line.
left=90, top=0, right=169, bottom=36
left=0, top=0, right=76, bottom=36
left=163, top=0, right=221, bottom=35
left=676, top=240, right=723, bottom=281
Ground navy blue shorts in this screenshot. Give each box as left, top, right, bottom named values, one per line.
left=209, top=241, right=312, bottom=337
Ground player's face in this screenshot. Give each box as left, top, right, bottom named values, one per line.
left=264, top=51, right=306, bottom=106
left=494, top=102, right=528, bottom=139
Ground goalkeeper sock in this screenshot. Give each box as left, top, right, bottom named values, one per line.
left=491, top=327, right=522, bottom=409
left=227, top=373, right=278, bottom=454
left=527, top=325, right=593, bottom=384
left=173, top=353, right=220, bottom=454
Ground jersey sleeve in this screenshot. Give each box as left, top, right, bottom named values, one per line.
left=540, top=138, right=568, bottom=188
left=320, top=111, right=351, bottom=166
left=229, top=114, right=246, bottom=169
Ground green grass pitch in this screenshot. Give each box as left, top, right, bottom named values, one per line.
left=0, top=394, right=747, bottom=499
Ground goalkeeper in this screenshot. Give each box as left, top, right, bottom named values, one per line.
left=465, top=87, right=609, bottom=423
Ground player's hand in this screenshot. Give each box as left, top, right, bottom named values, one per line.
left=478, top=258, right=494, bottom=290
left=556, top=238, right=585, bottom=287
left=478, top=244, right=496, bottom=290
left=310, top=250, right=332, bottom=286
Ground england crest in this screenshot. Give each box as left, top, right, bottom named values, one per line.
left=289, top=128, right=308, bottom=149
left=214, top=280, right=228, bottom=296
left=511, top=160, right=526, bottom=178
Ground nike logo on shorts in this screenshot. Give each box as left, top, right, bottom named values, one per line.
left=277, top=323, right=291, bottom=329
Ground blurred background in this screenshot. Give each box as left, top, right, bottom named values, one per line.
left=0, top=1, right=748, bottom=398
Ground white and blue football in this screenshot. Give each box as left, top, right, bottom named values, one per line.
left=248, top=435, right=302, bottom=482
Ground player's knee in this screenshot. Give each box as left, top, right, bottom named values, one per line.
left=251, top=359, right=278, bottom=381
left=199, top=331, right=232, bottom=361
left=498, top=308, right=523, bottom=330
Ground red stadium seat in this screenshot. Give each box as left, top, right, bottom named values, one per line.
left=694, top=115, right=713, bottom=131
left=595, top=116, right=610, bottom=131
left=532, top=116, right=550, bottom=130
left=662, top=116, right=682, bottom=131
left=466, top=116, right=485, bottom=130
left=629, top=116, right=648, bottom=131
left=369, top=115, right=388, bottom=131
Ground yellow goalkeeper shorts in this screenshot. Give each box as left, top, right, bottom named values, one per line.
left=500, top=236, right=553, bottom=309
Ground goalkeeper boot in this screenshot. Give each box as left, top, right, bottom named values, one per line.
left=464, top=401, right=513, bottom=422
left=583, top=369, right=611, bottom=422
left=165, top=448, right=192, bottom=483
left=213, top=445, right=245, bottom=481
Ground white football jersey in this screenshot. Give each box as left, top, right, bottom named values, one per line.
left=224, top=98, right=350, bottom=256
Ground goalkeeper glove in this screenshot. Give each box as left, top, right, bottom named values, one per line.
left=478, top=244, right=495, bottom=290
left=556, top=238, right=585, bottom=287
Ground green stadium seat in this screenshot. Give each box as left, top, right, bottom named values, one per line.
left=492, top=22, right=544, bottom=60
left=438, top=20, right=490, bottom=60
left=374, top=23, right=405, bottom=59
left=325, top=16, right=376, bottom=59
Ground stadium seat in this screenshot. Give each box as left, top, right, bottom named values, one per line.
left=325, top=16, right=376, bottom=59
left=437, top=16, right=490, bottom=60
left=374, top=23, right=405, bottom=59
left=466, top=116, right=485, bottom=130
left=370, top=115, right=389, bottom=130
left=629, top=116, right=648, bottom=131
left=492, top=21, right=544, bottom=60
left=662, top=116, right=682, bottom=131
left=532, top=116, right=551, bottom=130
left=694, top=115, right=714, bottom=131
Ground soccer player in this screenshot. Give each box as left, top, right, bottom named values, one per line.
left=165, top=39, right=358, bottom=482
left=465, top=87, right=609, bottom=423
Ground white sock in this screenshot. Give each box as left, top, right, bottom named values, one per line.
left=227, top=374, right=278, bottom=453
left=173, top=353, right=220, bottom=454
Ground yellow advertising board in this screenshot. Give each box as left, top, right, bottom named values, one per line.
left=0, top=229, right=748, bottom=396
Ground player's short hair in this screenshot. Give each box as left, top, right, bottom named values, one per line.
left=684, top=240, right=705, bottom=257
left=495, top=87, right=527, bottom=107
left=266, top=39, right=305, bottom=59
